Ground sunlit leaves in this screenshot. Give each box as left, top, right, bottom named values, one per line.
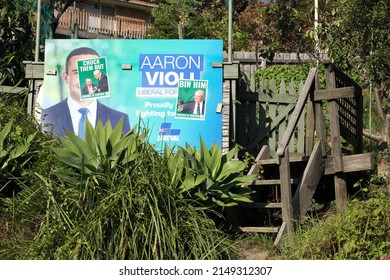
left=52, top=118, right=144, bottom=177
left=164, top=137, right=255, bottom=208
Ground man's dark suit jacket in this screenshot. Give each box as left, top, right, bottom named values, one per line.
left=98, top=75, right=109, bottom=92
left=41, top=98, right=130, bottom=138
left=81, top=84, right=97, bottom=95
left=181, top=100, right=205, bottom=114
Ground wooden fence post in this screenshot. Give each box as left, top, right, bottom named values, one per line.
left=325, top=65, right=348, bottom=211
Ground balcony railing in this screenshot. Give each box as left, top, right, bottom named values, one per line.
left=57, top=9, right=154, bottom=39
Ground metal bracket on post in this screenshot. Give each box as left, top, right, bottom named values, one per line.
left=121, top=64, right=132, bottom=70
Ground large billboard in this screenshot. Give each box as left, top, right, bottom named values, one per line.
left=38, top=39, right=223, bottom=152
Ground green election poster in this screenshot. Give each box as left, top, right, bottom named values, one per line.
left=176, top=79, right=208, bottom=120
left=77, top=57, right=110, bottom=99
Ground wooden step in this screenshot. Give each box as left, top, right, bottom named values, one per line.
left=258, top=155, right=310, bottom=166
left=239, top=226, right=280, bottom=233
left=250, top=177, right=300, bottom=186
left=239, top=202, right=282, bottom=208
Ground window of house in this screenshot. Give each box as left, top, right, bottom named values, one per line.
left=84, top=3, right=116, bottom=32
left=101, top=6, right=115, bottom=17
left=84, top=3, right=115, bottom=17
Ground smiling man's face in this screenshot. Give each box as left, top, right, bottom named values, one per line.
left=62, top=53, right=99, bottom=104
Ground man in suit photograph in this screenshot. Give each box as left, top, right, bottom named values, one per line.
left=41, top=47, right=130, bottom=139
left=181, top=89, right=206, bottom=115
left=81, top=78, right=98, bottom=95
left=93, top=69, right=109, bottom=92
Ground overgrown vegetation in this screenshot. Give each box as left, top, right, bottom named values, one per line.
left=1, top=94, right=389, bottom=260
left=254, top=63, right=326, bottom=91
left=1, top=0, right=390, bottom=261
left=0, top=94, right=55, bottom=197
left=147, top=0, right=321, bottom=54
left=0, top=95, right=251, bottom=259
left=277, top=185, right=390, bottom=260
left=318, top=0, right=390, bottom=151
left=164, top=141, right=255, bottom=208
left=0, top=0, right=35, bottom=87
left=250, top=62, right=389, bottom=260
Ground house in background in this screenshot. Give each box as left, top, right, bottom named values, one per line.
left=56, top=0, right=159, bottom=39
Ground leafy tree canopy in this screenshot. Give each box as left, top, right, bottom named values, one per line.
left=0, top=0, right=35, bottom=86
left=148, top=0, right=318, bottom=54
left=40, top=0, right=87, bottom=39
left=148, top=0, right=266, bottom=50
left=318, top=0, right=390, bottom=146
left=320, top=0, right=390, bottom=88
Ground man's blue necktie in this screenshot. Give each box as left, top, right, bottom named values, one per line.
left=196, top=103, right=200, bottom=115
left=78, top=108, right=89, bottom=140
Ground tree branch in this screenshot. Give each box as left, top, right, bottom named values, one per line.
left=373, top=83, right=386, bottom=123
left=50, top=0, right=87, bottom=37
left=363, top=129, right=385, bottom=143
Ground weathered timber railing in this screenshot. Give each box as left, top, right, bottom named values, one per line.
left=57, top=10, right=153, bottom=39
left=314, top=64, right=366, bottom=211
left=239, top=63, right=372, bottom=244
left=327, top=63, right=363, bottom=154
left=275, top=68, right=318, bottom=237
left=276, top=68, right=318, bottom=158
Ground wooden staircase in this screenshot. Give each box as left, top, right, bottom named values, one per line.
left=233, top=64, right=374, bottom=245
left=239, top=142, right=323, bottom=245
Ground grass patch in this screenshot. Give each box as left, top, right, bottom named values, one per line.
left=277, top=184, right=390, bottom=260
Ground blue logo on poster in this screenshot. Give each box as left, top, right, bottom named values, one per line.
left=158, top=123, right=181, bottom=141
left=139, top=54, right=204, bottom=87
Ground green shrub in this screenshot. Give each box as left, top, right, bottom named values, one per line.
left=254, top=63, right=326, bottom=91
left=0, top=95, right=60, bottom=258
left=0, top=95, right=56, bottom=197
left=5, top=121, right=241, bottom=260
left=164, top=138, right=255, bottom=208
left=0, top=120, right=35, bottom=184
left=279, top=185, right=390, bottom=260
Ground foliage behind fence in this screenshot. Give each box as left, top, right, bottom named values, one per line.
left=236, top=77, right=306, bottom=156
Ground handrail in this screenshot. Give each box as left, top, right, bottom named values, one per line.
left=276, top=67, right=318, bottom=158
left=57, top=10, right=153, bottom=39
left=0, top=86, right=28, bottom=94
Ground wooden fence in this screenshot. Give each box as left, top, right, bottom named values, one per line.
left=236, top=78, right=306, bottom=157
left=221, top=51, right=330, bottom=155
